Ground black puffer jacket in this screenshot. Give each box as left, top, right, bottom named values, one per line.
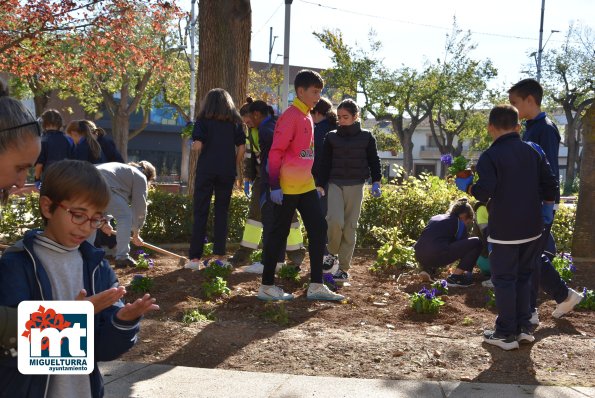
left=317, top=122, right=381, bottom=186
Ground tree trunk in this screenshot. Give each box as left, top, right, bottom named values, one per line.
left=572, top=103, right=595, bottom=264
left=111, top=111, right=130, bottom=162
left=188, top=0, right=251, bottom=195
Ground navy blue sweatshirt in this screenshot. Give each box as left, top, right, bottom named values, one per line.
left=414, top=214, right=467, bottom=254
left=523, top=112, right=560, bottom=203
left=192, top=118, right=245, bottom=177
left=469, top=132, right=558, bottom=243
left=98, top=134, right=124, bottom=163
left=35, top=130, right=73, bottom=169
left=73, top=137, right=106, bottom=164
left=256, top=115, right=277, bottom=204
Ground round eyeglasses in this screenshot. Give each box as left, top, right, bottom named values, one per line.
left=56, top=203, right=107, bottom=229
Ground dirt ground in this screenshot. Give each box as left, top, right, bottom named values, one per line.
left=116, top=249, right=595, bottom=387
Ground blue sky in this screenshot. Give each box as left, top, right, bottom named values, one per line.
left=248, top=0, right=594, bottom=89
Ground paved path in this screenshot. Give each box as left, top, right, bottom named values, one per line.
left=100, top=361, right=595, bottom=398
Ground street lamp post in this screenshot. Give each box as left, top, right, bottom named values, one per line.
left=281, top=0, right=293, bottom=111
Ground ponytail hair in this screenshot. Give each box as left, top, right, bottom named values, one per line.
left=239, top=97, right=253, bottom=116
left=66, top=120, right=102, bottom=161
left=129, top=160, right=156, bottom=182
left=448, top=197, right=474, bottom=219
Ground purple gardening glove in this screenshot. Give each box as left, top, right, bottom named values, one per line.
left=243, top=181, right=251, bottom=197
left=371, top=182, right=381, bottom=198
left=270, top=189, right=283, bottom=205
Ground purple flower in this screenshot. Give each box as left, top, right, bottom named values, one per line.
left=214, top=259, right=224, bottom=267
left=440, top=280, right=447, bottom=288
left=203, top=237, right=209, bottom=243
left=569, top=264, right=577, bottom=273
left=137, top=250, right=145, bottom=255
left=440, top=154, right=453, bottom=166
left=148, top=259, right=155, bottom=268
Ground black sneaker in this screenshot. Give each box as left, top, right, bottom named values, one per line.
left=517, top=326, right=536, bottom=344
left=483, top=330, right=519, bottom=350
left=115, top=256, right=137, bottom=268
left=446, top=273, right=473, bottom=287
left=332, top=270, right=349, bottom=282
left=322, top=254, right=338, bottom=273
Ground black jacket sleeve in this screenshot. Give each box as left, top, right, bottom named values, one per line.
left=317, top=135, right=333, bottom=188
left=470, top=152, right=495, bottom=203
left=366, top=133, right=382, bottom=182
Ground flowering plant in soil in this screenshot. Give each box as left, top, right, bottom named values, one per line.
left=203, top=259, right=232, bottom=280
left=444, top=155, right=470, bottom=178
left=551, top=252, right=576, bottom=283
left=323, top=273, right=338, bottom=292
left=431, top=279, right=448, bottom=295
left=203, top=242, right=213, bottom=257
left=201, top=276, right=231, bottom=299
left=277, top=264, right=300, bottom=282
left=409, top=286, right=444, bottom=314
left=577, top=288, right=594, bottom=311
left=485, top=289, right=496, bottom=308
left=250, top=249, right=262, bottom=263
left=135, top=250, right=154, bottom=269
left=130, top=274, right=153, bottom=293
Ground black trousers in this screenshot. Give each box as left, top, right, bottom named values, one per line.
left=261, top=200, right=288, bottom=264
left=189, top=173, right=235, bottom=259
left=415, top=237, right=482, bottom=274
left=262, top=190, right=326, bottom=285
left=490, top=238, right=541, bottom=335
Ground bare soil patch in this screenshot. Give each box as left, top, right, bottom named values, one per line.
left=117, top=249, right=595, bottom=386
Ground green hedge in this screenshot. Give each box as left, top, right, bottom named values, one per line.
left=0, top=182, right=577, bottom=253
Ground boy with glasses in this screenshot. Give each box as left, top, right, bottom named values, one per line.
left=0, top=159, right=159, bottom=397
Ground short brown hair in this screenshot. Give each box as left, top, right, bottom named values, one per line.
left=41, top=109, right=63, bottom=130
left=448, top=198, right=474, bottom=219
left=508, top=78, right=543, bottom=106
left=489, top=105, right=519, bottom=131
left=40, top=160, right=110, bottom=223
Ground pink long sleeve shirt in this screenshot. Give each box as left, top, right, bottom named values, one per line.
left=267, top=97, right=316, bottom=194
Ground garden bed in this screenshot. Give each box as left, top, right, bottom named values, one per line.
left=116, top=249, right=595, bottom=386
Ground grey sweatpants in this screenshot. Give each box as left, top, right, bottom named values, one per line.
left=326, top=183, right=364, bottom=271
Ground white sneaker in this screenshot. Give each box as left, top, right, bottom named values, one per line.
left=481, top=279, right=494, bottom=288
left=184, top=260, right=202, bottom=270
left=307, top=283, right=344, bottom=301
left=529, top=310, right=540, bottom=325
left=243, top=262, right=285, bottom=274
left=244, top=262, right=264, bottom=274
left=552, top=288, right=583, bottom=318
left=257, top=285, right=294, bottom=301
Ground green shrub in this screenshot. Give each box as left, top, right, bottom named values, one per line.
left=0, top=193, right=43, bottom=242
left=250, top=249, right=262, bottom=263
left=370, top=227, right=416, bottom=274
left=358, top=174, right=461, bottom=247
left=203, top=259, right=232, bottom=280
left=551, top=204, right=575, bottom=254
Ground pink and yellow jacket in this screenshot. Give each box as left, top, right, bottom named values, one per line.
left=267, top=97, right=316, bottom=194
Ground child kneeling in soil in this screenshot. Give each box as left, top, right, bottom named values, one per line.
left=413, top=198, right=482, bottom=287
left=0, top=159, right=159, bottom=397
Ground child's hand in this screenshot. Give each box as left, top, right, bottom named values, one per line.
left=116, top=294, right=159, bottom=322
left=101, top=222, right=115, bottom=236
left=75, top=287, right=126, bottom=314
left=316, top=187, right=325, bottom=197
